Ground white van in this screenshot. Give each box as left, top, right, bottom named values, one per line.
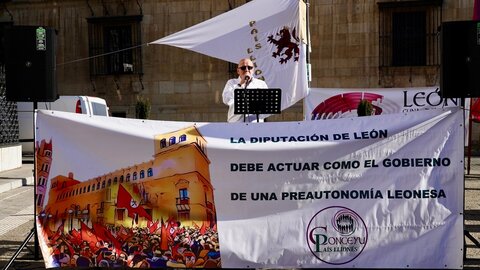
left=17, top=96, right=110, bottom=154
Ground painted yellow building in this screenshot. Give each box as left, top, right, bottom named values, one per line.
left=36, top=139, right=53, bottom=212
left=42, top=126, right=216, bottom=231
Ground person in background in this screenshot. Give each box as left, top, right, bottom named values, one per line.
left=222, top=58, right=269, bottom=123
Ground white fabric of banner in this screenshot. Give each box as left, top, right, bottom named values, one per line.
left=36, top=108, right=463, bottom=269
left=150, top=0, right=309, bottom=113
left=304, top=87, right=465, bottom=120
left=304, top=87, right=470, bottom=147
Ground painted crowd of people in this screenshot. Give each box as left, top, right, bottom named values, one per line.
left=44, top=219, right=221, bottom=268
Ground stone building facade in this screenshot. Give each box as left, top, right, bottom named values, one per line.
left=0, top=0, right=476, bottom=124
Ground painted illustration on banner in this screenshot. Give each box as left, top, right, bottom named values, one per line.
left=35, top=126, right=220, bottom=268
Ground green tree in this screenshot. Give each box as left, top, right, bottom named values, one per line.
left=357, top=99, right=374, bottom=117
left=135, top=96, right=151, bottom=119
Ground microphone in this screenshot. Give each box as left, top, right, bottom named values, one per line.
left=244, top=76, right=251, bottom=88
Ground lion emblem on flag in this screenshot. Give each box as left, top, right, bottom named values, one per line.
left=267, top=27, right=300, bottom=64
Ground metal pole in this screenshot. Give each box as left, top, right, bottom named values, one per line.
left=33, top=101, right=40, bottom=260
left=467, top=98, right=474, bottom=174
left=302, top=0, right=311, bottom=117
left=1, top=229, right=36, bottom=270
left=305, top=0, right=311, bottom=86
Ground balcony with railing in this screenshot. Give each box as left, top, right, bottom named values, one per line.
left=176, top=197, right=190, bottom=206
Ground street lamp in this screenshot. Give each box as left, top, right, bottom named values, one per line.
left=67, top=209, right=74, bottom=231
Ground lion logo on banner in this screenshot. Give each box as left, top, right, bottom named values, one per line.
left=267, top=27, right=300, bottom=64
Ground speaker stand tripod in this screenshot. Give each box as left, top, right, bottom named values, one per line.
left=2, top=102, right=41, bottom=270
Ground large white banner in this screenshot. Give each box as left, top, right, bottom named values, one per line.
left=150, top=0, right=309, bottom=112
left=305, top=87, right=465, bottom=120
left=35, top=108, right=463, bottom=269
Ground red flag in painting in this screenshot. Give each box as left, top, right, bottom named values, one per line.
left=50, top=222, right=64, bottom=243
left=93, top=222, right=123, bottom=255
left=148, top=220, right=159, bottom=234
left=117, top=225, right=133, bottom=242
left=474, top=0, right=480, bottom=20
left=69, top=228, right=83, bottom=246
left=80, top=221, right=98, bottom=251
left=160, top=218, right=170, bottom=251
left=200, top=221, right=207, bottom=235
left=117, top=184, right=152, bottom=221
left=61, top=236, right=76, bottom=257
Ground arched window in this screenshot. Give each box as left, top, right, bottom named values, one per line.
left=140, top=170, right=145, bottom=179
left=114, top=177, right=118, bottom=184
left=179, top=134, right=187, bottom=142
left=147, top=168, right=153, bottom=177
left=92, top=184, right=96, bottom=191
left=169, top=136, right=176, bottom=145
left=126, top=173, right=130, bottom=182
left=119, top=175, right=123, bottom=183
left=41, top=163, right=50, bottom=172
left=133, top=172, right=137, bottom=180
left=101, top=180, right=106, bottom=188
left=179, top=188, right=188, bottom=199
left=97, top=182, right=101, bottom=190
left=107, top=179, right=112, bottom=187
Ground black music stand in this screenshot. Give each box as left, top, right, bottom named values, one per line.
left=234, top=88, right=282, bottom=122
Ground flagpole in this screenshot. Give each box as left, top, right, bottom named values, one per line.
left=303, top=0, right=311, bottom=119
left=305, top=0, right=311, bottom=86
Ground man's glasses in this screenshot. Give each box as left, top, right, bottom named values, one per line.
left=238, top=66, right=254, bottom=71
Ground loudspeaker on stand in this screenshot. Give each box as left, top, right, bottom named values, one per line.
left=4, top=25, right=57, bottom=102
left=440, top=20, right=480, bottom=98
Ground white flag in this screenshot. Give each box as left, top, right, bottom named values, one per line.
left=150, top=0, right=309, bottom=112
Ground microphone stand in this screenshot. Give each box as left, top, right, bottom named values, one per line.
left=243, top=77, right=251, bottom=123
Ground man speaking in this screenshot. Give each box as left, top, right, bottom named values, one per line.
left=222, top=58, right=269, bottom=123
